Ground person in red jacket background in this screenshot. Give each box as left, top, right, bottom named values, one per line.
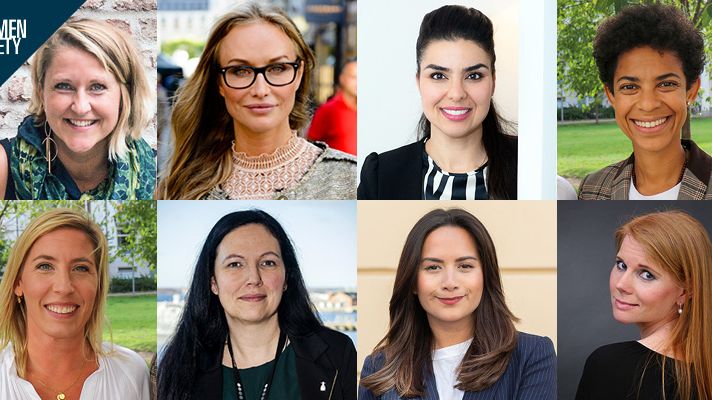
left=307, top=58, right=357, bottom=155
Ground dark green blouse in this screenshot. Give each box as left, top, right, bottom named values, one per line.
left=221, top=345, right=301, bottom=400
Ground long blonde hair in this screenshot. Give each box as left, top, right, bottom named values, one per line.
left=0, top=209, right=110, bottom=377
left=159, top=2, right=316, bottom=199
left=615, top=210, right=712, bottom=400
left=30, top=19, right=152, bottom=161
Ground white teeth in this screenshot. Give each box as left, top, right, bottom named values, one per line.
left=442, top=108, right=469, bottom=116
left=634, top=117, right=667, bottom=128
left=46, top=305, right=77, bottom=314
left=68, top=119, right=95, bottom=127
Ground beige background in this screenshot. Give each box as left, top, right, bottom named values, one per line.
left=357, top=200, right=557, bottom=374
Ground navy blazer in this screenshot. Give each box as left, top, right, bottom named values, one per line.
left=358, top=332, right=556, bottom=400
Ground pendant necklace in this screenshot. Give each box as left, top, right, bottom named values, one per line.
left=33, top=357, right=88, bottom=400
left=227, top=329, right=287, bottom=400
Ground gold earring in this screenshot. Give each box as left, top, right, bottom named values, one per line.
left=43, top=122, right=57, bottom=174
left=16, top=295, right=22, bottom=304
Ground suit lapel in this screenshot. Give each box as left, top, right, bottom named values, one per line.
left=610, top=157, right=633, bottom=199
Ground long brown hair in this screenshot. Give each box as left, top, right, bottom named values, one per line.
left=158, top=2, right=315, bottom=199
left=615, top=211, right=712, bottom=400
left=361, top=208, right=518, bottom=396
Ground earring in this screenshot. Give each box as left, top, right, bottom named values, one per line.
left=42, top=122, right=57, bottom=174
left=677, top=303, right=683, bottom=315
left=16, top=295, right=22, bottom=304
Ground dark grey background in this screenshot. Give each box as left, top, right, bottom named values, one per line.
left=557, top=201, right=712, bottom=400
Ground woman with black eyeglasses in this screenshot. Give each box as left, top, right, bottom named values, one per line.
left=158, top=1, right=356, bottom=199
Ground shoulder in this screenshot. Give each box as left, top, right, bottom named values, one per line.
left=319, top=145, right=357, bottom=165
left=297, top=326, right=356, bottom=355
left=368, top=141, right=423, bottom=165
left=362, top=351, right=384, bottom=374
left=101, top=343, right=148, bottom=381
left=512, top=332, right=556, bottom=365
left=578, top=158, right=629, bottom=199
left=583, top=341, right=643, bottom=367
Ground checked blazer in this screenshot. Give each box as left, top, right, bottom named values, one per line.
left=578, top=139, right=712, bottom=200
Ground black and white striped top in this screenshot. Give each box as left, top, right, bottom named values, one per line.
left=422, top=150, right=489, bottom=200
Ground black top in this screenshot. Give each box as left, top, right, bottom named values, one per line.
left=576, top=341, right=696, bottom=400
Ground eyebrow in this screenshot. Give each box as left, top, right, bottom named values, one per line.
left=31, top=255, right=94, bottom=264
left=616, top=72, right=682, bottom=83
left=424, top=63, right=489, bottom=72
left=421, top=256, right=478, bottom=263
left=224, top=55, right=293, bottom=65
left=221, top=251, right=281, bottom=263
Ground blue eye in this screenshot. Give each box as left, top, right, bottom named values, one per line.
left=36, top=263, right=53, bottom=271
left=615, top=260, right=626, bottom=271
left=639, top=270, right=656, bottom=281
left=54, top=82, right=73, bottom=91
left=89, top=83, right=107, bottom=92
left=73, top=265, right=91, bottom=273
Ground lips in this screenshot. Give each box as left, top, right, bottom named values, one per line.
left=633, top=117, right=668, bottom=128
left=614, top=298, right=639, bottom=311
left=45, top=304, right=78, bottom=315
left=65, top=119, right=97, bottom=127
left=440, top=107, right=472, bottom=121
left=437, top=296, right=464, bottom=305
left=239, top=294, right=266, bottom=302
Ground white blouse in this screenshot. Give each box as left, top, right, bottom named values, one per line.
left=432, top=338, right=473, bottom=400
left=0, top=343, right=150, bottom=400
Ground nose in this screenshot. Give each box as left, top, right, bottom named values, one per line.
left=637, top=87, right=661, bottom=112
left=614, top=269, right=633, bottom=294
left=250, top=73, right=270, bottom=98
left=71, top=90, right=91, bottom=115
left=52, top=269, right=75, bottom=294
left=441, top=266, right=459, bottom=291
left=447, top=79, right=467, bottom=101
left=245, top=265, right=263, bottom=287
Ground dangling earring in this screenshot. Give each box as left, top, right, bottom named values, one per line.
left=16, top=295, right=22, bottom=304
left=43, top=122, right=57, bottom=174
left=677, top=302, right=683, bottom=315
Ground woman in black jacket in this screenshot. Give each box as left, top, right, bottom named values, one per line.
left=157, top=210, right=356, bottom=400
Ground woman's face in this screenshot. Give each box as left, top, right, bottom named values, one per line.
left=13, top=228, right=98, bottom=342
left=211, top=223, right=286, bottom=326
left=417, top=39, right=495, bottom=141
left=42, top=46, right=121, bottom=155
left=610, top=235, right=685, bottom=332
left=217, top=21, right=303, bottom=137
left=416, top=226, right=483, bottom=332
left=605, top=46, right=700, bottom=155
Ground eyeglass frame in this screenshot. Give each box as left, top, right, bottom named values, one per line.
left=219, top=59, right=302, bottom=89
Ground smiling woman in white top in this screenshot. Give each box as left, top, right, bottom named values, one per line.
left=0, top=209, right=149, bottom=400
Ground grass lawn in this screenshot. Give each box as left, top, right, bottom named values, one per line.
left=104, top=294, right=156, bottom=353
left=558, top=118, right=712, bottom=181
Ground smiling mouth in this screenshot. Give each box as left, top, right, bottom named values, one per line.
left=632, top=117, right=668, bottom=128
left=614, top=298, right=639, bottom=310
left=437, top=296, right=464, bottom=305
left=65, top=119, right=97, bottom=127
left=45, top=304, right=78, bottom=314
left=441, top=108, right=471, bottom=116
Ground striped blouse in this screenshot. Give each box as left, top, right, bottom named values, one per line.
left=422, top=151, right=489, bottom=200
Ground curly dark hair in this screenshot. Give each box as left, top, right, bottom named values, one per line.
left=593, top=4, right=704, bottom=92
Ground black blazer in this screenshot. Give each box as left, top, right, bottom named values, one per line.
left=358, top=137, right=517, bottom=200
left=193, top=327, right=356, bottom=400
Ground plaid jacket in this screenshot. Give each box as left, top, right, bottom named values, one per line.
left=578, top=140, right=712, bottom=200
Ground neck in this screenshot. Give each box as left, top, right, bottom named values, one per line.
left=55, top=137, right=110, bottom=192
left=428, top=315, right=474, bottom=349
left=233, top=122, right=294, bottom=157
left=224, top=314, right=281, bottom=368
left=425, top=127, right=486, bottom=173
left=26, top=332, right=93, bottom=377
left=340, top=90, right=356, bottom=110
left=633, top=143, right=685, bottom=195
left=638, top=316, right=678, bottom=358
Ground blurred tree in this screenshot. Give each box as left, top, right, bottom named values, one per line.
left=114, top=201, right=157, bottom=273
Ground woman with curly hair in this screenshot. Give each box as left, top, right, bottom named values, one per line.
left=578, top=4, right=712, bottom=200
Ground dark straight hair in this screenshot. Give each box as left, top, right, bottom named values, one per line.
left=361, top=208, right=519, bottom=397
left=416, top=5, right=517, bottom=199
left=157, top=210, right=322, bottom=400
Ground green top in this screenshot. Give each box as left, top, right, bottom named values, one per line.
left=222, top=345, right=301, bottom=400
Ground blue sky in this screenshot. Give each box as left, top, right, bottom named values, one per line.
left=157, top=200, right=357, bottom=289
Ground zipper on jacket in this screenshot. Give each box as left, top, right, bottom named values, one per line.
left=328, top=369, right=339, bottom=400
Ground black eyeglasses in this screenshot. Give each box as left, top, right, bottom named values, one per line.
left=219, top=59, right=301, bottom=89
